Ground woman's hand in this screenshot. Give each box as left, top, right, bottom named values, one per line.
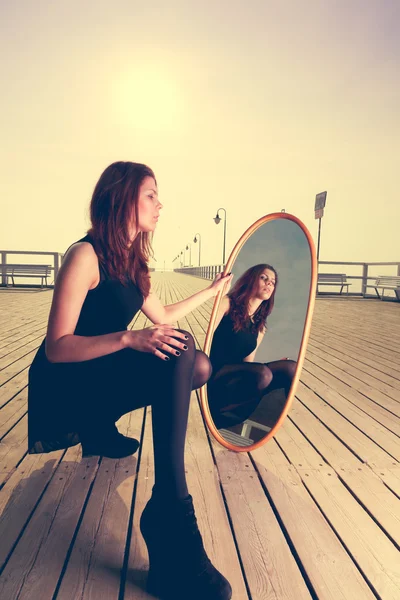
left=124, top=325, right=189, bottom=361
left=208, top=272, right=234, bottom=297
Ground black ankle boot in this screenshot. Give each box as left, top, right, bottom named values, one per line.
left=81, top=429, right=140, bottom=459
left=139, top=489, right=232, bottom=599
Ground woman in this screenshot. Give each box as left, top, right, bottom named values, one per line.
left=28, top=161, right=233, bottom=600
left=207, top=263, right=297, bottom=430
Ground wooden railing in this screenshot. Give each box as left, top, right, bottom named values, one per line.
left=174, top=265, right=225, bottom=280
left=317, top=261, right=400, bottom=297
left=176, top=261, right=400, bottom=299
left=0, top=250, right=62, bottom=287
left=1, top=249, right=399, bottom=299
left=0, top=249, right=155, bottom=287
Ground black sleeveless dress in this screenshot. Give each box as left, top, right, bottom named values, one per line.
left=207, top=312, right=260, bottom=429
left=209, top=312, right=258, bottom=375
left=28, top=233, right=144, bottom=454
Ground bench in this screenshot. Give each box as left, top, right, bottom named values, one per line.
left=367, top=276, right=400, bottom=301
left=218, top=428, right=254, bottom=447
left=317, top=273, right=351, bottom=295
left=2, top=264, right=52, bottom=288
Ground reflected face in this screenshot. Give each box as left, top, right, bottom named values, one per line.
left=254, top=268, right=276, bottom=301
left=130, top=176, right=163, bottom=239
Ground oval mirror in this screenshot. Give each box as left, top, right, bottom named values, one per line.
left=200, top=212, right=317, bottom=452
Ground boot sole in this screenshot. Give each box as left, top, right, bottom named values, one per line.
left=81, top=440, right=140, bottom=459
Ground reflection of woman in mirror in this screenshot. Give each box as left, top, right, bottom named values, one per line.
left=207, top=264, right=297, bottom=430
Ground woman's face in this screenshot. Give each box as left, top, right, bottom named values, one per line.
left=254, top=268, right=276, bottom=300
left=130, top=176, right=163, bottom=239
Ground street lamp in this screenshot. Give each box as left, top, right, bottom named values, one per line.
left=214, top=207, right=227, bottom=265
left=186, top=244, right=192, bottom=267
left=193, top=233, right=201, bottom=267
left=180, top=250, right=184, bottom=267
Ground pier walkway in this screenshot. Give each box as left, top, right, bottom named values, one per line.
left=0, top=272, right=399, bottom=599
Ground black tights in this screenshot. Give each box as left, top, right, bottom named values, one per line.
left=207, top=359, right=297, bottom=429
left=150, top=334, right=211, bottom=500
left=79, top=330, right=211, bottom=501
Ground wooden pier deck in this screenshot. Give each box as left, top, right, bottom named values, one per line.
left=0, top=271, right=399, bottom=600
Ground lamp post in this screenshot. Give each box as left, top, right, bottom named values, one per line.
left=186, top=244, right=192, bottom=267
left=181, top=250, right=184, bottom=267
left=214, top=207, right=227, bottom=265
left=193, top=233, right=201, bottom=266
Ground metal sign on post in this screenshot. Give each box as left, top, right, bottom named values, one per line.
left=314, top=191, right=327, bottom=262
left=315, top=191, right=327, bottom=214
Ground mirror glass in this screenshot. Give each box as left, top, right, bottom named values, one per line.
left=202, top=214, right=314, bottom=449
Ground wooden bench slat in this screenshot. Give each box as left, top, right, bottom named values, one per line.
left=317, top=273, right=351, bottom=294
left=0, top=264, right=52, bottom=288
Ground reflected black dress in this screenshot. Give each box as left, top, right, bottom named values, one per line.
left=209, top=313, right=258, bottom=374
left=207, top=312, right=260, bottom=427
left=28, top=233, right=145, bottom=454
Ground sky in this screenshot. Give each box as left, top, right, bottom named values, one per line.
left=1, top=0, right=399, bottom=274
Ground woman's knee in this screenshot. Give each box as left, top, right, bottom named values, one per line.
left=175, top=329, right=196, bottom=361
left=176, top=329, right=195, bottom=349
left=192, top=350, right=212, bottom=389
left=286, top=360, right=297, bottom=379
left=256, top=364, right=273, bottom=390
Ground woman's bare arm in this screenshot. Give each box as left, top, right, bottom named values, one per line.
left=243, top=328, right=266, bottom=363
left=141, top=286, right=213, bottom=324
left=45, top=243, right=129, bottom=363
left=212, top=295, right=230, bottom=330
left=141, top=273, right=233, bottom=325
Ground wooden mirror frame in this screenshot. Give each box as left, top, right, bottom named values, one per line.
left=200, top=212, right=318, bottom=452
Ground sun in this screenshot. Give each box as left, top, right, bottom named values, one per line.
left=112, top=67, right=186, bottom=132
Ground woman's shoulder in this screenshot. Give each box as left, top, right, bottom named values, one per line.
left=221, top=295, right=231, bottom=315
left=64, top=236, right=98, bottom=263
left=60, top=237, right=100, bottom=284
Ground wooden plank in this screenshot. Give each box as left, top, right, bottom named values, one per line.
left=0, top=415, right=28, bottom=486
left=295, top=383, right=396, bottom=467
left=56, top=411, right=143, bottom=600
left=252, top=439, right=376, bottom=600
left=0, top=324, right=47, bottom=352
left=275, top=416, right=337, bottom=470
left=300, top=369, right=400, bottom=457
left=299, top=466, right=400, bottom=599
left=305, top=349, right=400, bottom=416
left=0, top=329, right=47, bottom=361
left=289, top=397, right=372, bottom=470
left=0, top=389, right=27, bottom=439
left=0, top=444, right=84, bottom=600
left=312, top=320, right=400, bottom=371
left=306, top=342, right=400, bottom=402
left=309, top=333, right=400, bottom=390
left=335, top=464, right=400, bottom=548
left=0, top=353, right=36, bottom=387
left=0, top=337, right=48, bottom=371
left=302, top=360, right=400, bottom=437
left=0, top=370, right=28, bottom=409
left=0, top=449, right=64, bottom=569
left=376, top=465, right=400, bottom=497
left=276, top=417, right=400, bottom=548
left=211, top=436, right=313, bottom=600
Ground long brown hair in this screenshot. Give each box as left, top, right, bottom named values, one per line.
left=227, top=264, right=278, bottom=334
left=87, top=161, right=156, bottom=298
